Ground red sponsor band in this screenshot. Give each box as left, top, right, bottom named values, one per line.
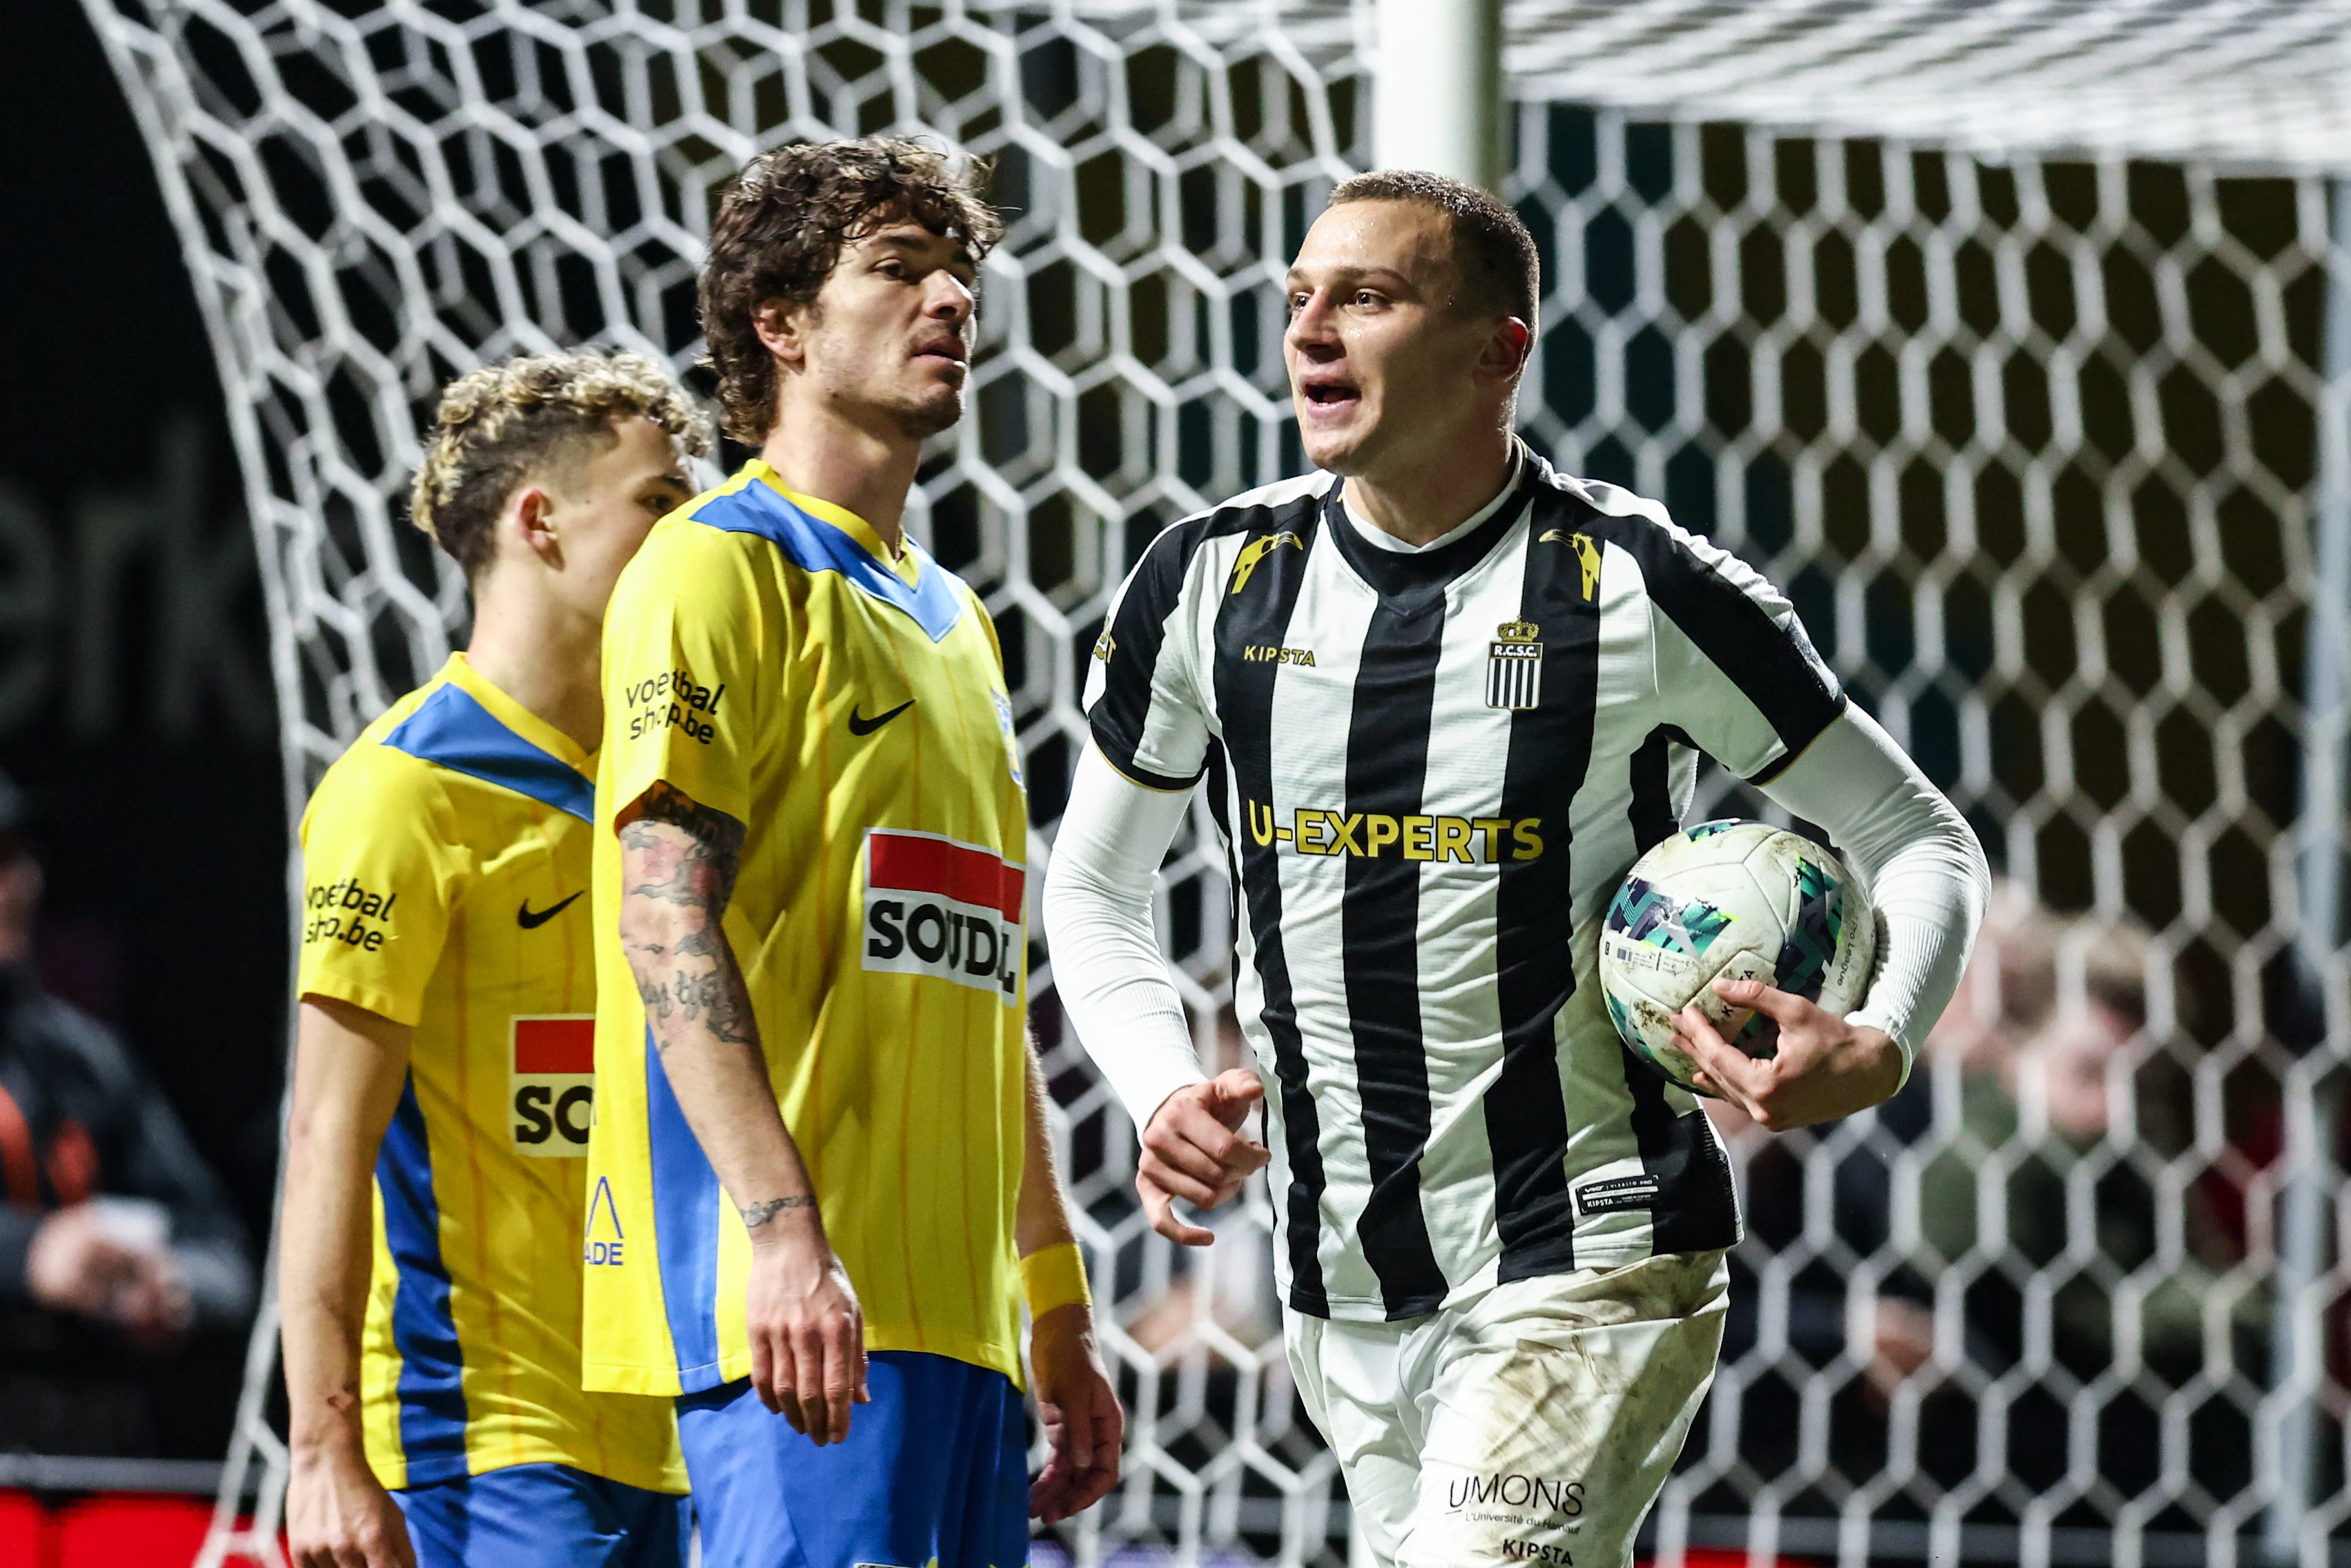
left=866, top=831, right=1024, bottom=922
left=514, top=1016, right=595, bottom=1075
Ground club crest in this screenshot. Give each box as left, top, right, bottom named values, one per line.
left=1487, top=619, right=1543, bottom=710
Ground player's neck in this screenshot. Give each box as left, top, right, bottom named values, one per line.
left=759, top=401, right=921, bottom=558
left=463, top=582, right=604, bottom=754
left=1341, top=427, right=1517, bottom=548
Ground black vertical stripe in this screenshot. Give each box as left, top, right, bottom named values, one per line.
left=1581, top=512, right=1843, bottom=781
left=1485, top=497, right=1602, bottom=1285
left=1627, top=725, right=1693, bottom=852
left=1092, top=511, right=1261, bottom=790
left=1340, top=595, right=1453, bottom=1319
left=1210, top=504, right=1330, bottom=1315
left=1617, top=1048, right=1740, bottom=1254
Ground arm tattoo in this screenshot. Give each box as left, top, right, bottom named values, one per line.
left=623, top=780, right=747, bottom=919
left=620, top=782, right=757, bottom=1051
left=740, top=1196, right=818, bottom=1229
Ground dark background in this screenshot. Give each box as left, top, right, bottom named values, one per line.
left=2, top=0, right=288, bottom=1441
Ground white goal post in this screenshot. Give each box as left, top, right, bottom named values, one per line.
left=72, top=2, right=2351, bottom=1565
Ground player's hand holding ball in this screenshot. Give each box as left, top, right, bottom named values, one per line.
left=744, top=1207, right=869, bottom=1445
left=1138, top=1068, right=1272, bottom=1247
left=1601, top=820, right=1902, bottom=1131
left=1676, top=976, right=1903, bottom=1132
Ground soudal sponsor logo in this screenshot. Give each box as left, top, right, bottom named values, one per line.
left=511, top=1015, right=594, bottom=1158
left=1245, top=801, right=1544, bottom=863
left=861, top=830, right=1022, bottom=1004
left=622, top=667, right=726, bottom=745
left=1448, top=1474, right=1585, bottom=1517
left=302, top=876, right=398, bottom=951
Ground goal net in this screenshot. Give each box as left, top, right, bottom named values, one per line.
left=76, top=1, right=2351, bottom=1564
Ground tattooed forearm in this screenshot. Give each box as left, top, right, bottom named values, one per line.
left=618, top=782, right=759, bottom=1055
left=740, top=1196, right=818, bottom=1229
left=621, top=781, right=748, bottom=918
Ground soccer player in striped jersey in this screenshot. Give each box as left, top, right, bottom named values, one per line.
left=581, top=138, right=1121, bottom=1567
left=282, top=353, right=707, bottom=1568
left=1045, top=172, right=1992, bottom=1567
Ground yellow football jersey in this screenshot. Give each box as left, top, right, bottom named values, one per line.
left=298, top=653, right=686, bottom=1494
left=582, top=460, right=1031, bottom=1398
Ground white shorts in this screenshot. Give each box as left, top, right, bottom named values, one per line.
left=1285, top=1249, right=1729, bottom=1568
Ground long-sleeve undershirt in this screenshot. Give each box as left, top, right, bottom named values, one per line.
left=1042, top=704, right=1989, bottom=1130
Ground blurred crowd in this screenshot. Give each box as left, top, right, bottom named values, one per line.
left=1723, top=880, right=2274, bottom=1498
left=0, top=771, right=255, bottom=1457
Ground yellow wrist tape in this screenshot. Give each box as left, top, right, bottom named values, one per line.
left=1019, top=1241, right=1092, bottom=1317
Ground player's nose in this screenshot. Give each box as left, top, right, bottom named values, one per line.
left=924, top=270, right=976, bottom=324
left=1285, top=290, right=1341, bottom=353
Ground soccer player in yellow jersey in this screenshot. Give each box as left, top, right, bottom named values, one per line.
left=282, top=352, right=709, bottom=1568
left=582, top=139, right=1122, bottom=1566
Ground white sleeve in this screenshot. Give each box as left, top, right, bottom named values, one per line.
left=1759, top=705, right=1991, bottom=1082
left=1041, top=742, right=1209, bottom=1127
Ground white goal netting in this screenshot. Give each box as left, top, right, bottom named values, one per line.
left=76, top=2, right=2351, bottom=1566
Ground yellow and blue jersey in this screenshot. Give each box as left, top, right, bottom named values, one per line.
left=582, top=459, right=1032, bottom=1398
left=298, top=653, right=685, bottom=1495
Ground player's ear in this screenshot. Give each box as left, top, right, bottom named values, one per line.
left=1479, top=316, right=1534, bottom=383
left=752, top=297, right=808, bottom=370
left=509, top=484, right=562, bottom=569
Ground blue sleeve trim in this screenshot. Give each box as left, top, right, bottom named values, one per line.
left=645, top=1026, right=728, bottom=1392
left=383, top=684, right=594, bottom=824
left=377, top=1073, right=471, bottom=1485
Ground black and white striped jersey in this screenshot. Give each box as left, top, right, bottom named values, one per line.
left=1081, top=450, right=1847, bottom=1322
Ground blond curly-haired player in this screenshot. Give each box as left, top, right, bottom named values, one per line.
left=282, top=351, right=708, bottom=1568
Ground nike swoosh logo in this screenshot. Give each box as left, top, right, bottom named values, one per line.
left=517, top=892, right=583, bottom=929
left=847, top=700, right=915, bottom=737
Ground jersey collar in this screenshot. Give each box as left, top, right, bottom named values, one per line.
left=746, top=460, right=924, bottom=591
left=440, top=655, right=596, bottom=776
left=1321, top=451, right=1541, bottom=611
left=695, top=460, right=968, bottom=643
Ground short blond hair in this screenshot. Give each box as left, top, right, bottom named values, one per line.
left=410, top=350, right=713, bottom=577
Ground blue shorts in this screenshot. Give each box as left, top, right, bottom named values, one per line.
left=394, top=1461, right=690, bottom=1568
left=676, top=1349, right=1029, bottom=1568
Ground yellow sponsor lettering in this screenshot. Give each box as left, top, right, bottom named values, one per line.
left=1241, top=802, right=1543, bottom=861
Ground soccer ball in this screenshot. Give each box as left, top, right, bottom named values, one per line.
left=1598, top=820, right=1878, bottom=1095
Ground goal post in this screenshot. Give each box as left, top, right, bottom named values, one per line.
left=73, top=2, right=2351, bottom=1564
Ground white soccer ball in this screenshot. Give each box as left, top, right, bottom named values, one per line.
left=1597, top=820, right=1878, bottom=1095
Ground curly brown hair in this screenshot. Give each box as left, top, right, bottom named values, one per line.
left=699, top=137, right=1003, bottom=444
left=410, top=350, right=711, bottom=579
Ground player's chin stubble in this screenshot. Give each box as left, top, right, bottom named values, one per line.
left=891, top=386, right=965, bottom=440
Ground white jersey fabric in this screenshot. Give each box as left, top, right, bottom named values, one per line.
left=1051, top=449, right=1987, bottom=1324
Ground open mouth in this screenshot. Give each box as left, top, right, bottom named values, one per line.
left=1300, top=377, right=1359, bottom=408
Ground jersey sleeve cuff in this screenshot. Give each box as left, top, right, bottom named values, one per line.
left=296, top=975, right=423, bottom=1029
left=1019, top=1241, right=1092, bottom=1316
left=1087, top=713, right=1204, bottom=793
